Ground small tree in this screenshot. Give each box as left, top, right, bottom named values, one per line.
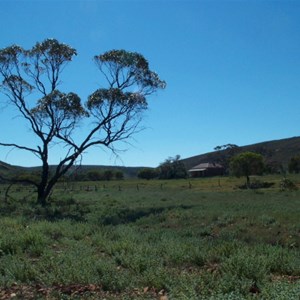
left=229, top=152, right=265, bottom=187
left=103, top=170, right=114, bottom=181
left=115, top=170, right=124, bottom=180
left=138, top=168, right=158, bottom=180
left=0, top=39, right=166, bottom=205
left=288, top=154, right=300, bottom=174
left=86, top=170, right=104, bottom=181
left=213, top=143, right=239, bottom=173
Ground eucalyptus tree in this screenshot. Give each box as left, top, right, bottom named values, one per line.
left=0, top=39, right=166, bottom=205
left=229, top=152, right=265, bottom=188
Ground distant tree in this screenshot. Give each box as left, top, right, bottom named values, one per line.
left=265, top=160, right=283, bottom=174
left=213, top=143, right=239, bottom=173
left=86, top=170, right=104, bottom=181
left=10, top=171, right=41, bottom=185
left=288, top=155, right=300, bottom=174
left=115, top=170, right=124, bottom=180
left=214, top=144, right=239, bottom=152
left=103, top=170, right=114, bottom=181
left=0, top=39, right=166, bottom=206
left=70, top=170, right=87, bottom=182
left=138, top=168, right=158, bottom=180
left=158, top=155, right=187, bottom=179
left=229, top=152, right=265, bottom=187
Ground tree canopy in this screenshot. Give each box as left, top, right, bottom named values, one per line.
left=229, top=152, right=265, bottom=187
left=0, top=39, right=166, bottom=205
left=138, top=168, right=158, bottom=180
left=288, top=154, right=300, bottom=174
left=158, top=155, right=187, bottom=179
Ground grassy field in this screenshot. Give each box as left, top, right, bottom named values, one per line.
left=0, top=175, right=299, bottom=299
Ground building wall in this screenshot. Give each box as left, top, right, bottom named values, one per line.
left=190, top=167, right=224, bottom=177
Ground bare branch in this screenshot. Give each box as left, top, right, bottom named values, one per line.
left=0, top=142, right=39, bottom=154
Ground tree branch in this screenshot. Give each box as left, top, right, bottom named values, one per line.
left=0, top=142, right=39, bottom=154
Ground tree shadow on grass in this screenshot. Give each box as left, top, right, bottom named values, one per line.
left=0, top=197, right=89, bottom=222
left=100, top=204, right=193, bottom=226
left=0, top=193, right=194, bottom=224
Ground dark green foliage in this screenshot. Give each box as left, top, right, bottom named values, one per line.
left=138, top=168, right=158, bottom=180
left=288, top=154, right=300, bottom=174
left=115, top=171, right=124, bottom=180
left=86, top=170, right=123, bottom=181
left=212, top=144, right=240, bottom=173
left=230, top=152, right=265, bottom=187
left=265, top=160, right=284, bottom=174
left=238, top=179, right=275, bottom=190
left=31, top=90, right=86, bottom=120
left=280, top=177, right=298, bottom=191
left=86, top=170, right=104, bottom=181
left=103, top=170, right=113, bottom=181
left=95, top=49, right=166, bottom=92
left=158, top=155, right=187, bottom=179
left=30, top=38, right=77, bottom=60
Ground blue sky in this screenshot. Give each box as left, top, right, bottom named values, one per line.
left=0, top=0, right=300, bottom=167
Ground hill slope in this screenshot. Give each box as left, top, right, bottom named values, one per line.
left=181, top=136, right=300, bottom=171
left=0, top=161, right=145, bottom=180
left=1, top=136, right=300, bottom=177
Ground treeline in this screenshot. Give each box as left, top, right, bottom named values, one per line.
left=0, top=169, right=125, bottom=184
left=70, top=170, right=124, bottom=181
left=138, top=151, right=300, bottom=181
left=2, top=152, right=300, bottom=185
left=138, top=155, right=187, bottom=180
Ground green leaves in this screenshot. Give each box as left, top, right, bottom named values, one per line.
left=229, top=152, right=265, bottom=187
left=89, top=50, right=165, bottom=117
left=96, top=49, right=149, bottom=70
left=87, top=88, right=147, bottom=110
left=31, top=90, right=86, bottom=119
left=94, top=49, right=166, bottom=92
left=30, top=38, right=77, bottom=62
left=158, top=155, right=188, bottom=179
left=0, top=39, right=77, bottom=100
left=3, top=75, right=34, bottom=93
left=0, top=45, right=25, bottom=64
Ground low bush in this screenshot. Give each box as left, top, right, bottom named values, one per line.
left=280, top=177, right=298, bottom=191
left=237, top=179, right=275, bottom=189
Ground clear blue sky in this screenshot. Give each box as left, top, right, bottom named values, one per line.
left=0, top=0, right=300, bottom=167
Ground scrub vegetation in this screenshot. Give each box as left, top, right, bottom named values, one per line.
left=0, top=175, right=299, bottom=299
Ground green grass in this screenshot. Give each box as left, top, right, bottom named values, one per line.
left=0, top=175, right=299, bottom=299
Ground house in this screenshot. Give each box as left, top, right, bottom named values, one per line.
left=188, top=162, right=224, bottom=177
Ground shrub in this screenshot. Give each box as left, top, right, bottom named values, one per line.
left=280, top=178, right=298, bottom=191
left=138, top=168, right=158, bottom=180
left=237, top=179, right=274, bottom=189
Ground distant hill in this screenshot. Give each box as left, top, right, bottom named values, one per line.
left=181, top=136, right=300, bottom=171
left=0, top=161, right=27, bottom=182
left=0, top=161, right=12, bottom=171
left=1, top=136, right=300, bottom=178
left=0, top=161, right=145, bottom=180
left=0, top=160, right=25, bottom=174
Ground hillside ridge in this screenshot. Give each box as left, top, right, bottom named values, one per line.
left=181, top=136, right=300, bottom=170
left=1, top=136, right=300, bottom=175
